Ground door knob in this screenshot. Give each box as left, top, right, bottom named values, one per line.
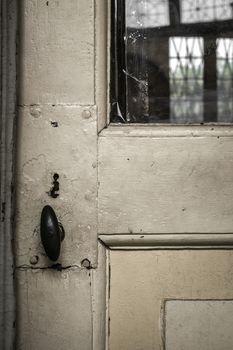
left=40, top=205, right=65, bottom=261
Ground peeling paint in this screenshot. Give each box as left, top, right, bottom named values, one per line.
left=50, top=121, right=59, bottom=127
left=15, top=1, right=102, bottom=349
left=30, top=106, right=41, bottom=118
left=16, top=105, right=98, bottom=268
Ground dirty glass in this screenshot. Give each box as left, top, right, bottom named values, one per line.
left=111, top=0, right=233, bottom=123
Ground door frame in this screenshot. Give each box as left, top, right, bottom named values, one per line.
left=0, top=0, right=17, bottom=349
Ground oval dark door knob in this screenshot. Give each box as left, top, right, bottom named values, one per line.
left=40, top=205, right=65, bottom=261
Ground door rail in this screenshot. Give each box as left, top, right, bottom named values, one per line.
left=99, top=233, right=233, bottom=250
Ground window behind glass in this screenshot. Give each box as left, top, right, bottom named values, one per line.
left=111, top=0, right=233, bottom=124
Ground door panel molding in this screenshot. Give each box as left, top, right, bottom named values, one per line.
left=100, top=125, right=233, bottom=138
left=99, top=234, right=233, bottom=249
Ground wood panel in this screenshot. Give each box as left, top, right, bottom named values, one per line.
left=166, top=300, right=233, bottom=350
left=16, top=268, right=92, bottom=350
left=19, top=0, right=94, bottom=105
left=109, top=250, right=233, bottom=350
left=16, top=105, right=97, bottom=267
left=99, top=233, right=233, bottom=249
left=98, top=126, right=233, bottom=234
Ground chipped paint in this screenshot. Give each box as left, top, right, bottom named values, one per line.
left=14, top=0, right=106, bottom=348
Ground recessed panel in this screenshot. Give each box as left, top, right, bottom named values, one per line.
left=109, top=250, right=233, bottom=350
left=166, top=300, right=233, bottom=350
left=99, top=131, right=233, bottom=234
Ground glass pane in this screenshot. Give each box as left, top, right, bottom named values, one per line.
left=111, top=0, right=233, bottom=123
left=181, top=0, right=233, bottom=24
left=217, top=38, right=233, bottom=122
left=170, top=37, right=204, bottom=123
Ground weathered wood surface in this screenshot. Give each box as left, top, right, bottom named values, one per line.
left=19, top=0, right=94, bottom=105
left=15, top=1, right=102, bottom=349
left=98, top=126, right=233, bottom=234
left=99, top=233, right=233, bottom=249
left=109, top=250, right=233, bottom=350
left=92, top=243, right=108, bottom=350
left=16, top=268, right=92, bottom=350
left=16, top=0, right=98, bottom=268
left=95, top=0, right=108, bottom=131
left=166, top=300, right=233, bottom=350
left=16, top=105, right=97, bottom=268
left=100, top=124, right=233, bottom=137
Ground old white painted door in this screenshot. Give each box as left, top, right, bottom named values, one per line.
left=15, top=1, right=233, bottom=350
left=98, top=126, right=233, bottom=350
left=97, top=1, right=233, bottom=349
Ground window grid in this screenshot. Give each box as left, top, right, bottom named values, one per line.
left=126, top=0, right=169, bottom=28
left=169, top=37, right=204, bottom=123
left=181, top=0, right=233, bottom=24
left=217, top=38, right=233, bottom=121
left=111, top=0, right=233, bottom=123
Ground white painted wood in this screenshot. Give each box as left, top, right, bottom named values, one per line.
left=109, top=250, right=233, bottom=350
left=16, top=1, right=101, bottom=349
left=16, top=1, right=233, bottom=350
left=95, top=0, right=108, bottom=132
left=16, top=268, right=92, bottom=350
left=98, top=133, right=233, bottom=234
left=92, top=243, right=107, bottom=350
left=16, top=105, right=97, bottom=268
left=99, top=233, right=233, bottom=249
left=100, top=124, right=233, bottom=138
left=19, top=0, right=94, bottom=105
left=165, top=300, right=233, bottom=350
left=0, top=0, right=17, bottom=349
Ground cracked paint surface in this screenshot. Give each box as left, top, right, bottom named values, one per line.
left=15, top=1, right=106, bottom=349
left=16, top=268, right=93, bottom=350
left=16, top=105, right=98, bottom=268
